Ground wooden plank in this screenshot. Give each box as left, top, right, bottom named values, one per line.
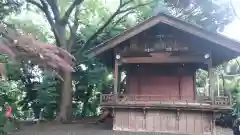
left=146, top=111, right=155, bottom=131
left=121, top=56, right=206, bottom=64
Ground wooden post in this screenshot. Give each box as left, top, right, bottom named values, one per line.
left=212, top=112, right=216, bottom=135
left=193, top=71, right=197, bottom=100
left=100, top=94, right=102, bottom=104
left=217, top=75, right=220, bottom=96
left=114, top=54, right=119, bottom=102
left=112, top=108, right=116, bottom=130
left=178, top=76, right=181, bottom=100
left=229, top=91, right=232, bottom=106
left=208, top=56, right=214, bottom=102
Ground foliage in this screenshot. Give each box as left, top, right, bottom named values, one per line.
left=0, top=0, right=22, bottom=20
left=32, top=73, right=59, bottom=120
left=6, top=16, right=53, bottom=42
left=0, top=80, right=23, bottom=134
left=159, top=0, right=234, bottom=32
left=73, top=56, right=112, bottom=117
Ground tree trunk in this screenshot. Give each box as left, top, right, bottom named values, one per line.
left=55, top=77, right=62, bottom=120
left=54, top=23, right=74, bottom=123
left=58, top=71, right=73, bottom=122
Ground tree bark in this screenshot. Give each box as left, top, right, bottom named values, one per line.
left=58, top=70, right=73, bottom=122
left=54, top=22, right=74, bottom=122
left=55, top=77, right=62, bottom=120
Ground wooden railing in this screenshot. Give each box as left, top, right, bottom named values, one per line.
left=100, top=94, right=232, bottom=106
left=214, top=96, right=231, bottom=105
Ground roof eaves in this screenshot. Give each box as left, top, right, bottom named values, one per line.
left=88, top=13, right=240, bottom=57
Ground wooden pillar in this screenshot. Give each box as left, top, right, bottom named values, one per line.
left=208, top=56, right=214, bottom=101
left=112, top=108, right=116, bottom=130
left=229, top=91, right=233, bottom=106
left=178, top=75, right=181, bottom=100
left=114, top=54, right=120, bottom=101
left=193, top=71, right=197, bottom=100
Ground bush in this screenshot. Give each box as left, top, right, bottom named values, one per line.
left=233, top=118, right=240, bottom=135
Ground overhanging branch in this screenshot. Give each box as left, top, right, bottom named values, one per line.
left=81, top=0, right=154, bottom=52
left=61, top=0, right=84, bottom=24
left=81, top=10, right=120, bottom=51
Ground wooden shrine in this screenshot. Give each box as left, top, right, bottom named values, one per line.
left=89, top=13, right=240, bottom=135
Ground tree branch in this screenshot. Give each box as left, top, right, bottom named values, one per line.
left=46, top=0, right=61, bottom=21
left=67, top=5, right=80, bottom=50
left=110, top=11, right=134, bottom=31
left=26, top=0, right=44, bottom=11
left=119, top=1, right=154, bottom=14
left=177, top=5, right=198, bottom=19
left=39, top=0, right=62, bottom=45
left=80, top=0, right=154, bottom=52
left=230, top=0, right=240, bottom=20
left=79, top=0, right=136, bottom=51
left=120, top=0, right=134, bottom=7
left=27, top=0, right=54, bottom=30
left=27, top=0, right=60, bottom=46
left=81, top=11, right=119, bottom=52
left=38, top=0, right=55, bottom=29
left=61, top=0, right=84, bottom=24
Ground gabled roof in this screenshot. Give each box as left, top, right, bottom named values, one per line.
left=89, top=13, right=240, bottom=59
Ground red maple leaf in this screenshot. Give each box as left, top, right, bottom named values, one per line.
left=0, top=25, right=75, bottom=78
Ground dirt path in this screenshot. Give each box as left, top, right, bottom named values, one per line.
left=13, top=123, right=112, bottom=135
left=13, top=122, right=232, bottom=135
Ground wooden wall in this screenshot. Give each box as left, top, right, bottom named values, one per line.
left=113, top=108, right=212, bottom=135
left=126, top=64, right=196, bottom=101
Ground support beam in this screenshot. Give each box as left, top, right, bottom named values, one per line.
left=121, top=55, right=206, bottom=64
